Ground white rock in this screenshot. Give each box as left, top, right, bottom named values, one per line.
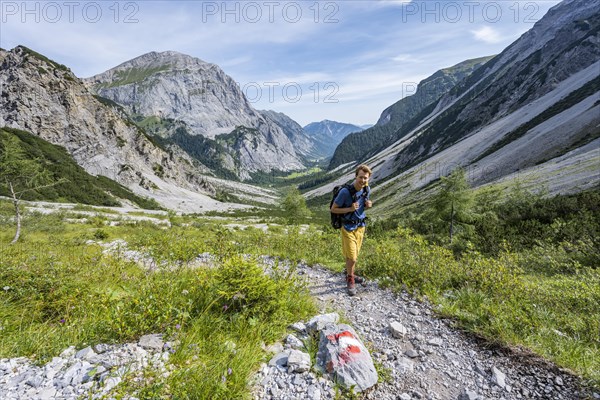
left=287, top=350, right=311, bottom=373
left=285, top=334, right=305, bottom=350
left=491, top=366, right=506, bottom=388
left=138, top=334, right=164, bottom=351
left=268, top=352, right=290, bottom=368
left=75, top=346, right=96, bottom=360
left=265, top=342, right=284, bottom=354
left=396, top=357, right=415, bottom=374
left=306, top=313, right=339, bottom=334
left=389, top=321, right=408, bottom=338
left=289, top=322, right=307, bottom=333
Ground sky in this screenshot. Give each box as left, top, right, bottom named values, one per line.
left=0, top=0, right=562, bottom=126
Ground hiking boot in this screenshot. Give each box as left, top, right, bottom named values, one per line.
left=346, top=275, right=357, bottom=296
left=347, top=273, right=366, bottom=286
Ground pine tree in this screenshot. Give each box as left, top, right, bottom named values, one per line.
left=432, top=168, right=474, bottom=242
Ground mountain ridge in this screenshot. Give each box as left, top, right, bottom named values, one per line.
left=306, top=0, right=599, bottom=210
left=328, top=56, right=493, bottom=170
left=84, top=51, right=305, bottom=179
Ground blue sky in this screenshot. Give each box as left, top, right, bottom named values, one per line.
left=1, top=0, right=561, bottom=126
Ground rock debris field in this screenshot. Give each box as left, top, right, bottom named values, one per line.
left=253, top=260, right=598, bottom=400
left=1, top=247, right=598, bottom=399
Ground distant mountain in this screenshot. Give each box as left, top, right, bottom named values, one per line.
left=84, top=51, right=304, bottom=180
left=329, top=56, right=493, bottom=170
left=307, top=0, right=599, bottom=207
left=303, top=120, right=364, bottom=157
left=259, top=110, right=324, bottom=161
left=360, top=124, right=374, bottom=130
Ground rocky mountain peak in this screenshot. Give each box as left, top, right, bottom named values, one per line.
left=84, top=50, right=305, bottom=178
left=86, top=50, right=214, bottom=85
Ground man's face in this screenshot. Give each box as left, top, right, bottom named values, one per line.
left=356, top=170, right=370, bottom=188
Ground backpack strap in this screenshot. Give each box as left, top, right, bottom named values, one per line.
left=346, top=184, right=358, bottom=202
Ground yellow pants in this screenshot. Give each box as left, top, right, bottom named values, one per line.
left=341, top=226, right=365, bottom=261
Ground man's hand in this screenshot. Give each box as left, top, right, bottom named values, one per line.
left=365, top=200, right=373, bottom=208
left=351, top=202, right=359, bottom=211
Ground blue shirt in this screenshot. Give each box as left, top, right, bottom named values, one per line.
left=334, top=186, right=370, bottom=232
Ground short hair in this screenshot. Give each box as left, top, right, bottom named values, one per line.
left=355, top=164, right=372, bottom=177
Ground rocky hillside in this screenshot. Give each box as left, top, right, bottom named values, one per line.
left=84, top=51, right=304, bottom=179
left=309, top=0, right=600, bottom=208
left=0, top=47, right=210, bottom=205
left=328, top=56, right=493, bottom=170
left=0, top=46, right=277, bottom=212
left=303, top=120, right=364, bottom=158
left=260, top=110, right=325, bottom=162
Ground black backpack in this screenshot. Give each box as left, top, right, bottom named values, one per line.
left=330, top=184, right=369, bottom=229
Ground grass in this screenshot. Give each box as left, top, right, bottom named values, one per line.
left=94, top=65, right=171, bottom=89
left=359, top=227, right=599, bottom=388
left=0, top=196, right=598, bottom=396
left=0, top=210, right=316, bottom=399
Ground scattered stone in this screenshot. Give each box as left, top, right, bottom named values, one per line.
left=285, top=334, right=305, bottom=350
left=306, top=313, right=339, bottom=334
left=405, top=349, right=419, bottom=358
left=264, top=342, right=284, bottom=354
left=307, top=384, right=321, bottom=399
left=427, top=337, right=443, bottom=347
left=555, top=376, right=563, bottom=386
left=389, top=321, right=408, bottom=338
left=458, top=388, right=480, bottom=400
left=287, top=350, right=311, bottom=373
left=93, top=344, right=110, bottom=354
left=0, top=340, right=170, bottom=399
left=491, top=366, right=507, bottom=388
left=268, top=352, right=289, bottom=369
left=395, top=356, right=416, bottom=375
left=138, top=334, right=164, bottom=351
left=75, top=346, right=96, bottom=360
left=289, top=322, right=307, bottom=333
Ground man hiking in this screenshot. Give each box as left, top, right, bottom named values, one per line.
left=330, top=164, right=373, bottom=296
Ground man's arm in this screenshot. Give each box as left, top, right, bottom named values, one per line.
left=331, top=202, right=358, bottom=214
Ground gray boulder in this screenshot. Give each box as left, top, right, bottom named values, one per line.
left=306, top=313, right=339, bottom=335
left=138, top=334, right=164, bottom=351
left=287, top=349, right=311, bottom=373
left=316, top=323, right=378, bottom=392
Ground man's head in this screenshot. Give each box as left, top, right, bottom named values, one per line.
left=354, top=164, right=371, bottom=188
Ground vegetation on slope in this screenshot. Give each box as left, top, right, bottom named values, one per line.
left=0, top=164, right=598, bottom=397
left=0, top=127, right=161, bottom=209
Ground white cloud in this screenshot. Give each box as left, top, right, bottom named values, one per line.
left=471, top=26, right=503, bottom=44
left=391, top=54, right=422, bottom=63
left=0, top=0, right=562, bottom=126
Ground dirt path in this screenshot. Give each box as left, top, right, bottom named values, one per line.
left=255, top=260, right=595, bottom=400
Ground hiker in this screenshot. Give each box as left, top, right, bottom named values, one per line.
left=330, top=164, right=372, bottom=296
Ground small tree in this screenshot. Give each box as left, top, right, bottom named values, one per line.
left=432, top=168, right=474, bottom=242
left=0, top=134, right=64, bottom=243
left=280, top=188, right=311, bottom=224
